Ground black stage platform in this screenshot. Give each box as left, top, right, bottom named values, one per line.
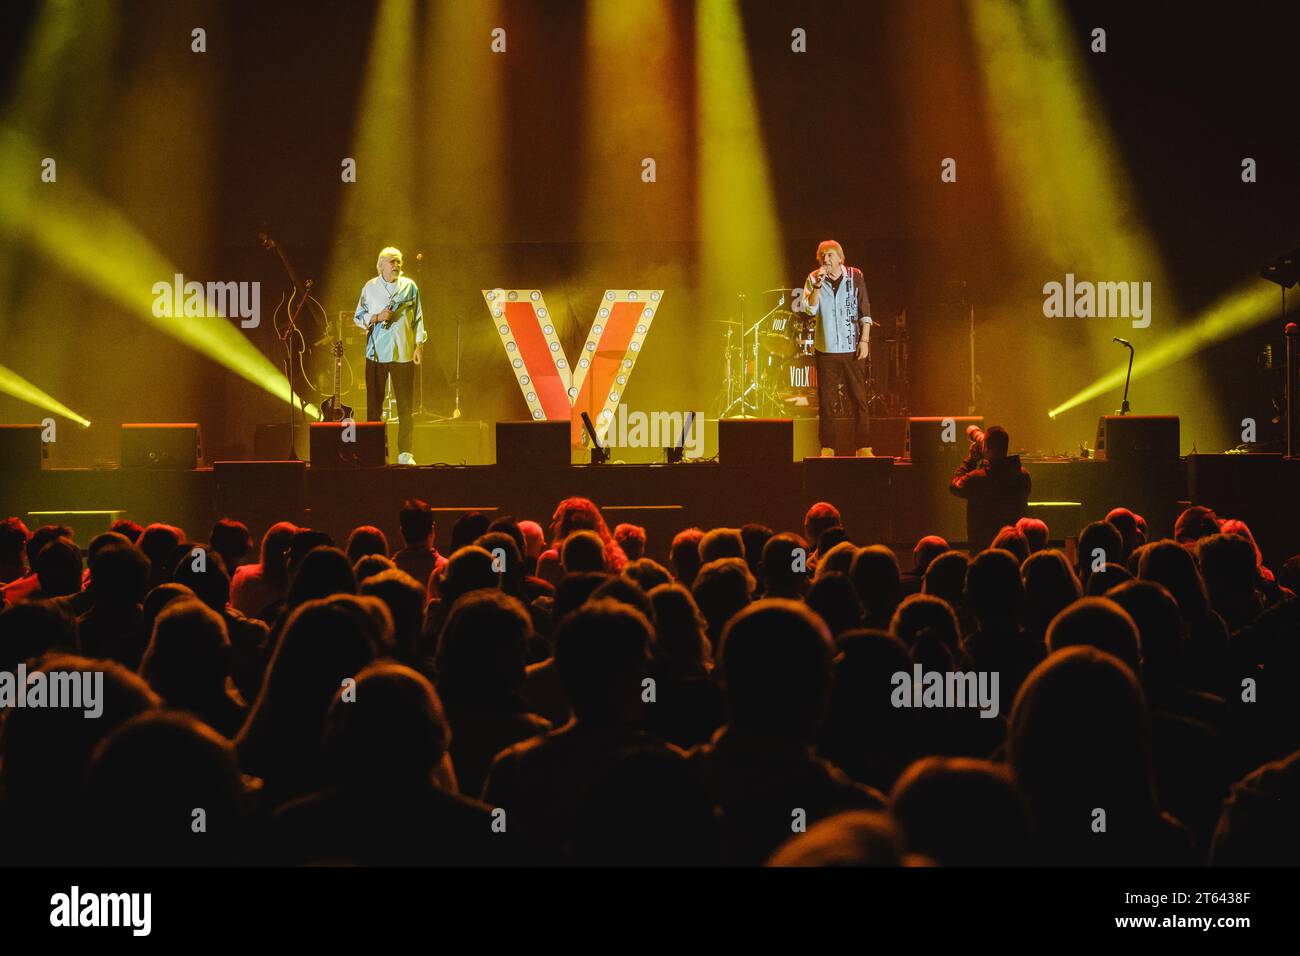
left=4, top=453, right=1296, bottom=567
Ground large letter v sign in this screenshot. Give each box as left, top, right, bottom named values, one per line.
left=482, top=288, right=663, bottom=446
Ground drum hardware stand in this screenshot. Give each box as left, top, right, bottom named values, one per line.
left=893, top=308, right=911, bottom=417
left=722, top=293, right=760, bottom=418
left=1259, top=246, right=1300, bottom=456
left=722, top=294, right=790, bottom=418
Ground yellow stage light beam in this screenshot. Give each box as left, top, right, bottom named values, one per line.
left=579, top=0, right=692, bottom=425
left=971, top=0, right=1219, bottom=447
left=0, top=127, right=319, bottom=420
left=424, top=0, right=504, bottom=245
left=582, top=0, right=687, bottom=238
left=414, top=0, right=506, bottom=407
left=1, top=0, right=115, bottom=137
left=0, top=0, right=118, bottom=333
left=322, top=0, right=419, bottom=313
left=696, top=0, right=785, bottom=298
left=0, top=364, right=91, bottom=427
left=1049, top=279, right=1281, bottom=419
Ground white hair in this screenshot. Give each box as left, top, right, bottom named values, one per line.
left=376, top=246, right=403, bottom=274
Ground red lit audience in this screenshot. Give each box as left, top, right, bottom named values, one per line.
left=0, top=494, right=1297, bottom=867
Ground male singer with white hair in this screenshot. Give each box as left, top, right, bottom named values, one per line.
left=354, top=246, right=426, bottom=465
left=802, top=239, right=873, bottom=456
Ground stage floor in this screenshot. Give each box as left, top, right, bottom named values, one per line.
left=4, top=454, right=1295, bottom=566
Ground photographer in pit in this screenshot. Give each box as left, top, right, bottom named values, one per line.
left=949, top=425, right=1031, bottom=552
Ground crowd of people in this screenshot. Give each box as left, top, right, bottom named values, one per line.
left=0, top=493, right=1297, bottom=866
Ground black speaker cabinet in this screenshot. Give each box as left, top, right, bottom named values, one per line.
left=121, top=423, right=202, bottom=469
left=718, top=418, right=792, bottom=466
left=906, top=416, right=983, bottom=463
left=0, top=424, right=48, bottom=470
left=1096, top=415, right=1179, bottom=460
left=495, top=421, right=571, bottom=469
left=309, top=421, right=387, bottom=467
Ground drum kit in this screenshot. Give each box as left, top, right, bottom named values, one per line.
left=715, top=289, right=910, bottom=419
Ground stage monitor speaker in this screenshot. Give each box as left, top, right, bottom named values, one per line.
left=718, top=418, right=792, bottom=466
left=905, top=416, right=983, bottom=463
left=309, top=421, right=387, bottom=467
left=0, top=424, right=48, bottom=470
left=495, top=421, right=571, bottom=469
left=121, top=423, right=202, bottom=469
left=1095, top=415, right=1179, bottom=460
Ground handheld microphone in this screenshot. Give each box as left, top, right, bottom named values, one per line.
left=966, top=425, right=985, bottom=444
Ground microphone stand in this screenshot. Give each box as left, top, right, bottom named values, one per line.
left=453, top=314, right=462, bottom=419
left=424, top=312, right=463, bottom=423
left=410, top=254, right=437, bottom=422
left=282, top=280, right=313, bottom=459
left=1115, top=338, right=1134, bottom=414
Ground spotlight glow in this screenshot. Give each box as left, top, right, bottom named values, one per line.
left=0, top=127, right=319, bottom=420
left=696, top=0, right=784, bottom=295
left=0, top=364, right=91, bottom=426
left=1048, top=280, right=1282, bottom=419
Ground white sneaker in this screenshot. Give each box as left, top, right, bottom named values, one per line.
left=820, top=447, right=835, bottom=457
left=397, top=452, right=417, bottom=465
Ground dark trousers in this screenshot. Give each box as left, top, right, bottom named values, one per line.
left=366, top=358, right=415, bottom=456
left=815, top=350, right=871, bottom=450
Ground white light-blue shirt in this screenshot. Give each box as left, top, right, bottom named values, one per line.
left=353, top=275, right=426, bottom=363
left=803, top=266, right=871, bottom=354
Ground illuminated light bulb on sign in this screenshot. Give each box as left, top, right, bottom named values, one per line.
left=481, top=288, right=664, bottom=444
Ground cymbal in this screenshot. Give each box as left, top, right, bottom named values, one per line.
left=708, top=318, right=741, bottom=326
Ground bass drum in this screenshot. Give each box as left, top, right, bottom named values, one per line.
left=760, top=309, right=799, bottom=359
left=780, top=354, right=818, bottom=416
left=794, top=315, right=816, bottom=356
